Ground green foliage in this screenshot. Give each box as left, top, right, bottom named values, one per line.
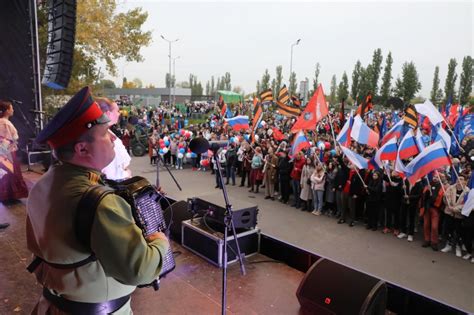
left=430, top=66, right=443, bottom=106
left=392, top=62, right=422, bottom=102
left=369, top=48, right=383, bottom=96
left=312, top=63, right=321, bottom=94
left=274, top=65, right=283, bottom=97
left=380, top=52, right=393, bottom=105
left=188, top=74, right=203, bottom=96
left=329, top=75, right=337, bottom=105
left=100, top=79, right=116, bottom=89
left=351, top=60, right=362, bottom=101
left=224, top=72, right=232, bottom=90
left=256, top=80, right=260, bottom=95
left=205, top=81, right=210, bottom=95
left=459, top=56, right=473, bottom=105
left=289, top=72, right=297, bottom=95
left=261, top=69, right=271, bottom=91
left=444, top=58, right=458, bottom=102
left=165, top=73, right=175, bottom=88
left=337, top=72, right=349, bottom=103
left=357, top=65, right=372, bottom=103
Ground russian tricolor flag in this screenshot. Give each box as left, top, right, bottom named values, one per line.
left=398, top=129, right=420, bottom=160
left=291, top=131, right=311, bottom=157
left=224, top=115, right=249, bottom=131
left=373, top=137, right=398, bottom=169
left=340, top=146, right=368, bottom=169
left=336, top=115, right=353, bottom=147
left=462, top=173, right=473, bottom=216
left=351, top=115, right=379, bottom=148
left=405, top=142, right=452, bottom=185
left=381, top=120, right=405, bottom=145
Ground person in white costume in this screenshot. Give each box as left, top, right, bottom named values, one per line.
left=96, top=97, right=132, bottom=181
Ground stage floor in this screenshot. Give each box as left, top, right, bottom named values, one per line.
left=0, top=158, right=473, bottom=313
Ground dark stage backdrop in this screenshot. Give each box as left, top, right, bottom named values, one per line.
left=0, top=0, right=40, bottom=151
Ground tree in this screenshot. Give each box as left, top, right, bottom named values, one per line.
left=351, top=60, right=362, bottom=101
left=232, top=86, right=243, bottom=95
left=205, top=81, right=210, bottom=95
left=289, top=72, right=297, bottom=96
left=38, top=1, right=152, bottom=95
left=275, top=65, right=283, bottom=96
left=261, top=69, right=271, bottom=91
left=369, top=48, right=383, bottom=96
left=444, top=58, right=458, bottom=102
left=380, top=52, right=393, bottom=105
left=459, top=56, right=473, bottom=105
left=145, top=83, right=155, bottom=88
left=430, top=66, right=444, bottom=106
left=393, top=62, right=422, bottom=102
left=132, top=78, right=143, bottom=88
left=329, top=75, right=337, bottom=105
left=312, top=63, right=321, bottom=93
left=256, top=80, right=260, bottom=95
left=357, top=65, right=372, bottom=103
left=337, top=72, right=349, bottom=103
left=271, top=79, right=277, bottom=98
left=211, top=76, right=215, bottom=95
left=224, top=72, right=232, bottom=90
left=100, top=79, right=116, bottom=89
left=216, top=77, right=221, bottom=92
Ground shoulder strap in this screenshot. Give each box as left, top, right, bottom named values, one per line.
left=75, top=185, right=115, bottom=249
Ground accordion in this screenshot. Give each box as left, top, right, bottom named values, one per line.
left=108, top=176, right=176, bottom=289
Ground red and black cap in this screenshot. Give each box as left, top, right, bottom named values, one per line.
left=36, top=86, right=110, bottom=149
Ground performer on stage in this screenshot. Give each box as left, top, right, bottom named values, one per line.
left=26, top=87, right=169, bottom=314
left=96, top=97, right=132, bottom=181
left=0, top=100, right=28, bottom=203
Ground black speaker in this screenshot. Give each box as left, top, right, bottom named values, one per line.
left=162, top=200, right=193, bottom=243
left=296, top=258, right=387, bottom=315
left=42, top=0, right=76, bottom=89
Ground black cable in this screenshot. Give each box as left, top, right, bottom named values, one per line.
left=249, top=259, right=283, bottom=265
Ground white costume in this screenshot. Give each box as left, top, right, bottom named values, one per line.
left=102, top=130, right=132, bottom=181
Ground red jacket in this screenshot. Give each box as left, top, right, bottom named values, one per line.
left=290, top=157, right=306, bottom=180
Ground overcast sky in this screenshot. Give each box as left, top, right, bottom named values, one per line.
left=107, top=0, right=473, bottom=97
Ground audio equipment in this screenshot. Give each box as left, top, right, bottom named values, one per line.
left=296, top=258, right=387, bottom=315
left=42, top=0, right=76, bottom=89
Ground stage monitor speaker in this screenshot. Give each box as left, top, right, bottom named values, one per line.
left=162, top=200, right=193, bottom=243
left=42, top=0, right=76, bottom=89
left=296, top=258, right=387, bottom=315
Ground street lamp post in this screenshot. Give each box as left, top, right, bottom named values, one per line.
left=173, top=56, right=180, bottom=104
left=289, top=38, right=301, bottom=96
left=161, top=35, right=179, bottom=105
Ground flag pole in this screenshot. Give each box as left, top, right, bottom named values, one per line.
left=328, top=112, right=338, bottom=150
left=435, top=172, right=452, bottom=208
left=336, top=143, right=367, bottom=189
left=442, top=116, right=464, bottom=152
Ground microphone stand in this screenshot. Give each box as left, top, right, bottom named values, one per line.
left=213, top=152, right=246, bottom=315
left=156, top=154, right=182, bottom=191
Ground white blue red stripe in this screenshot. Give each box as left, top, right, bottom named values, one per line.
left=224, top=115, right=249, bottom=131
left=398, top=129, right=420, bottom=160
left=405, top=142, right=452, bottom=185
left=381, top=120, right=405, bottom=145
left=336, top=115, right=353, bottom=147
left=291, top=131, right=310, bottom=157
left=351, top=115, right=379, bottom=148
left=340, top=146, right=368, bottom=169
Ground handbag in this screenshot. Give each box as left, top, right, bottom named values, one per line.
left=307, top=178, right=311, bottom=185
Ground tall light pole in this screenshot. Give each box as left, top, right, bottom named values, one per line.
left=173, top=56, right=180, bottom=104
left=161, top=35, right=179, bottom=105
left=289, top=38, right=301, bottom=96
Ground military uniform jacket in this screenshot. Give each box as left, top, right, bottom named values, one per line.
left=26, top=162, right=169, bottom=303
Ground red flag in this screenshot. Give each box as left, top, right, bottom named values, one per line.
left=356, top=92, right=373, bottom=116
left=272, top=127, right=285, bottom=141
left=291, top=84, right=328, bottom=133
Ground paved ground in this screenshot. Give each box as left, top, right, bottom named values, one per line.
left=0, top=157, right=472, bottom=314
left=132, top=156, right=473, bottom=313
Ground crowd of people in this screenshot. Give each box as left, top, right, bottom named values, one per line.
left=114, top=98, right=474, bottom=264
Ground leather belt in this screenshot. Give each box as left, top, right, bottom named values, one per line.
left=43, top=288, right=130, bottom=315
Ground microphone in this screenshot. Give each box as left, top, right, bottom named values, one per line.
left=189, top=137, right=210, bottom=154
left=8, top=98, right=23, bottom=104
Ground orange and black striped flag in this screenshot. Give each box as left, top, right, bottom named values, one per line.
left=251, top=101, right=263, bottom=143
left=356, top=92, right=373, bottom=116
left=260, top=88, right=273, bottom=103
left=276, top=102, right=302, bottom=117
left=403, top=104, right=418, bottom=129
left=291, top=95, right=301, bottom=107
left=277, top=85, right=290, bottom=105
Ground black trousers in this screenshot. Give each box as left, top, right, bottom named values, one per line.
left=443, top=215, right=463, bottom=246
left=366, top=200, right=379, bottom=229
left=462, top=212, right=474, bottom=254
left=240, top=170, right=250, bottom=187
left=280, top=177, right=290, bottom=203
left=386, top=201, right=401, bottom=230
left=400, top=202, right=417, bottom=235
